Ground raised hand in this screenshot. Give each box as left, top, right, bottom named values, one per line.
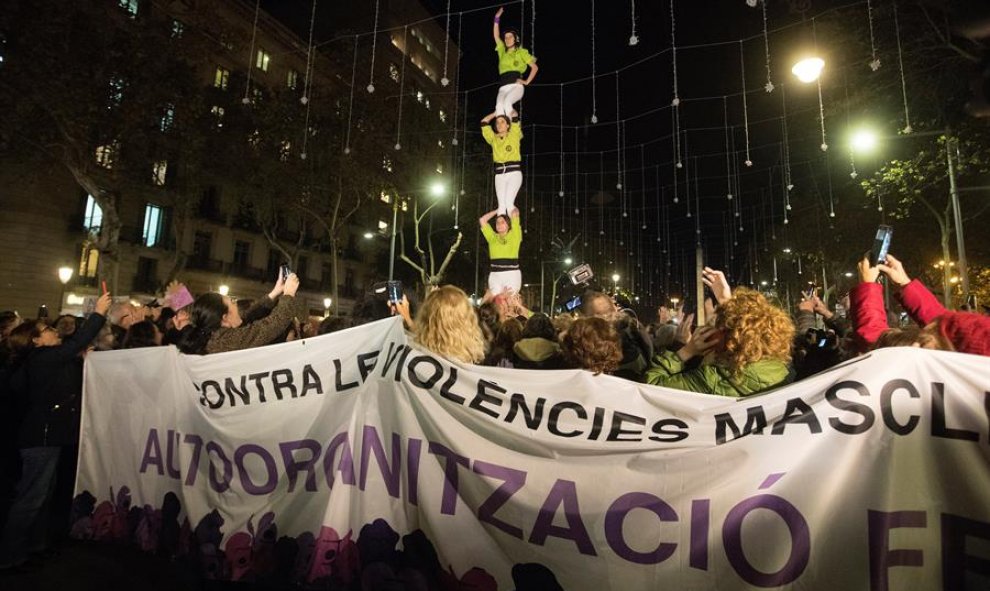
left=701, top=267, right=732, bottom=305
left=858, top=256, right=880, bottom=284
left=877, top=254, right=911, bottom=287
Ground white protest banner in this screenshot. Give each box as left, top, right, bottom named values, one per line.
left=73, top=317, right=990, bottom=590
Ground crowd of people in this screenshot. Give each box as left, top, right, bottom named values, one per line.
left=0, top=243, right=988, bottom=576
left=2, top=4, right=990, bottom=580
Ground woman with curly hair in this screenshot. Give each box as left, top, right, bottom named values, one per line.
left=414, top=286, right=486, bottom=365
left=645, top=288, right=795, bottom=395
left=561, top=317, right=623, bottom=376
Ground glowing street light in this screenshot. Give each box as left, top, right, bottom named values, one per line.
left=218, top=284, right=230, bottom=296
left=363, top=231, right=374, bottom=239
left=850, top=129, right=879, bottom=154
left=323, top=297, right=333, bottom=317
left=430, top=181, right=446, bottom=198
left=57, top=266, right=73, bottom=314
left=564, top=257, right=573, bottom=266
left=791, top=57, right=825, bottom=83
left=611, top=273, right=620, bottom=283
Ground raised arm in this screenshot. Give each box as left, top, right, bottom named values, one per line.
left=479, top=210, right=498, bottom=227
left=493, top=7, right=503, bottom=44
left=481, top=112, right=497, bottom=125
left=510, top=207, right=520, bottom=220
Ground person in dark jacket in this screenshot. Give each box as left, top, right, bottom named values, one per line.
left=178, top=272, right=304, bottom=355
left=513, top=313, right=566, bottom=369
left=0, top=292, right=111, bottom=572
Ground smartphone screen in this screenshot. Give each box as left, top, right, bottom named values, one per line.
left=564, top=296, right=582, bottom=312
left=280, top=264, right=292, bottom=282
left=870, top=225, right=893, bottom=265
left=386, top=280, right=403, bottom=303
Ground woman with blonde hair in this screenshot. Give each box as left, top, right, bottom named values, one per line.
left=414, top=286, right=486, bottom=364
left=645, top=288, right=795, bottom=395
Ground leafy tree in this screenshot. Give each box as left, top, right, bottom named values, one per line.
left=0, top=0, right=210, bottom=290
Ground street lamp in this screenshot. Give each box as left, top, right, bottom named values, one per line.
left=564, top=257, right=573, bottom=266
left=218, top=284, right=230, bottom=296
left=792, top=57, right=825, bottom=83
left=850, top=129, right=879, bottom=153
left=323, top=297, right=333, bottom=317
left=57, top=266, right=73, bottom=313
left=363, top=231, right=374, bottom=239
left=612, top=273, right=620, bottom=293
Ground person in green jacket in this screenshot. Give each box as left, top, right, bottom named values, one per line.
left=645, top=288, right=796, bottom=396
left=492, top=7, right=538, bottom=118
left=479, top=207, right=522, bottom=296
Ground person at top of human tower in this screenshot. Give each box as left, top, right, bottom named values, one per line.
left=492, top=6, right=539, bottom=119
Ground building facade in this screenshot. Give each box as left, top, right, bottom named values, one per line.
left=0, top=0, right=459, bottom=318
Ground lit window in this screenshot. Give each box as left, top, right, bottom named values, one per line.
left=119, top=0, right=138, bottom=18
left=159, top=104, right=175, bottom=132
left=279, top=140, right=291, bottom=161
left=214, top=66, right=229, bottom=90
left=171, top=20, right=184, bottom=38
left=108, top=77, right=125, bottom=108
left=152, top=160, right=168, bottom=186
left=287, top=69, right=299, bottom=90
left=142, top=204, right=164, bottom=247
left=416, top=90, right=424, bottom=103
left=439, top=110, right=447, bottom=123
left=95, top=143, right=116, bottom=169
left=251, top=87, right=263, bottom=103
left=83, top=195, right=103, bottom=231
left=256, top=48, right=270, bottom=72
left=378, top=220, right=389, bottom=232
left=379, top=191, right=391, bottom=204
left=210, top=105, right=225, bottom=128
left=389, top=63, right=400, bottom=83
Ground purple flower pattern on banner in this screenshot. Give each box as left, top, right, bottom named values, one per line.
left=70, top=488, right=566, bottom=590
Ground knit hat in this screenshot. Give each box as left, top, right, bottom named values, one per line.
left=938, top=312, right=990, bottom=356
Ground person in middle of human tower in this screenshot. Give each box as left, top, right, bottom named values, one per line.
left=480, top=111, right=523, bottom=215
left=479, top=207, right=523, bottom=297
left=492, top=6, right=538, bottom=119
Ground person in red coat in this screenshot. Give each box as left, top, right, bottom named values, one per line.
left=850, top=253, right=990, bottom=356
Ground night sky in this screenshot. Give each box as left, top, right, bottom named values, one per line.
left=260, top=0, right=913, bottom=297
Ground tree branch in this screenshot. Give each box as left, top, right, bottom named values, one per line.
left=918, top=3, right=981, bottom=63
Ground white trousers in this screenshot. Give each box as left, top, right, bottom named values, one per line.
left=495, top=83, right=525, bottom=117
left=494, top=170, right=523, bottom=215
left=488, top=269, right=522, bottom=296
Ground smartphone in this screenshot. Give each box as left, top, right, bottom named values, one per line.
left=869, top=225, right=894, bottom=266
left=386, top=280, right=403, bottom=304
left=564, top=295, right=582, bottom=312
left=37, top=304, right=49, bottom=319
left=279, top=264, right=292, bottom=282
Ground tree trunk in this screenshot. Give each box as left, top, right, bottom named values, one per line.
left=939, top=219, right=953, bottom=309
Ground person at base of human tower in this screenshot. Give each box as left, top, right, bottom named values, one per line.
left=479, top=207, right=523, bottom=297
left=481, top=112, right=523, bottom=215
left=493, top=7, right=538, bottom=118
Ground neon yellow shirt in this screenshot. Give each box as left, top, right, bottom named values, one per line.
left=495, top=41, right=534, bottom=75
left=482, top=221, right=522, bottom=259
left=481, top=123, right=523, bottom=164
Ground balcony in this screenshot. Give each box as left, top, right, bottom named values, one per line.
left=228, top=263, right=265, bottom=282
left=186, top=257, right=223, bottom=272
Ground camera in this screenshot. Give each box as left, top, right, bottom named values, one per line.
left=279, top=264, right=292, bottom=282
